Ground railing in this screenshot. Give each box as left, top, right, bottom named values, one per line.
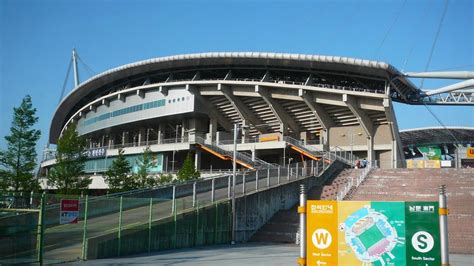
left=336, top=160, right=377, bottom=200
left=193, top=136, right=275, bottom=169
left=284, top=136, right=357, bottom=167
left=329, top=146, right=358, bottom=167
left=217, top=138, right=261, bottom=145
left=41, top=137, right=191, bottom=162
left=1, top=153, right=340, bottom=263
left=284, top=136, right=326, bottom=157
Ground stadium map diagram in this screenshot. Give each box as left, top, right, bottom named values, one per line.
left=340, top=206, right=404, bottom=266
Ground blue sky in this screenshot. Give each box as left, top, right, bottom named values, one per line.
left=1, top=0, right=473, bottom=155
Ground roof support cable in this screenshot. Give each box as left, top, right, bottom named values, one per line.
left=401, top=2, right=434, bottom=72
left=416, top=0, right=459, bottom=145
left=58, top=58, right=73, bottom=104
left=373, top=0, right=407, bottom=59
left=422, top=102, right=460, bottom=144
left=419, top=0, right=450, bottom=89
left=77, top=54, right=96, bottom=79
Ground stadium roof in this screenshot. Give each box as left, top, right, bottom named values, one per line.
left=50, top=52, right=420, bottom=143
left=400, top=127, right=474, bottom=146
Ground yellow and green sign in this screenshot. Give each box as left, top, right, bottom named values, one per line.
left=306, top=200, right=440, bottom=266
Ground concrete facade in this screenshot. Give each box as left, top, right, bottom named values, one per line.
left=43, top=52, right=415, bottom=175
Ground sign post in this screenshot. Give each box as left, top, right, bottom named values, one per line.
left=60, top=199, right=79, bottom=224
left=297, top=184, right=307, bottom=266
left=439, top=185, right=450, bottom=265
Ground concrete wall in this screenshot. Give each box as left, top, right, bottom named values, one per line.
left=376, top=150, right=392, bottom=169
left=329, top=124, right=392, bottom=147
left=373, top=124, right=392, bottom=145
left=329, top=125, right=367, bottom=147
left=234, top=161, right=346, bottom=242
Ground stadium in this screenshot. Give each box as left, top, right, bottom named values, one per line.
left=8, top=52, right=473, bottom=263
left=40, top=52, right=433, bottom=178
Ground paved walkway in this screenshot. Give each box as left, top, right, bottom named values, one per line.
left=64, top=243, right=473, bottom=266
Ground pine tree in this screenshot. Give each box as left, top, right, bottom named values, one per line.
left=133, top=147, right=157, bottom=188
left=104, top=148, right=133, bottom=192
left=177, top=153, right=200, bottom=182
left=48, top=123, right=90, bottom=194
left=0, top=95, right=41, bottom=192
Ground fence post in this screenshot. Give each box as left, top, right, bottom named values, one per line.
left=287, top=164, right=290, bottom=181
left=118, top=196, right=123, bottom=256
left=37, top=192, right=45, bottom=265
left=192, top=182, right=197, bottom=208
left=267, top=168, right=270, bottom=187
left=171, top=185, right=176, bottom=215
left=148, top=198, right=153, bottom=253
left=195, top=200, right=200, bottom=246
left=242, top=172, right=246, bottom=194
left=214, top=201, right=218, bottom=244
left=255, top=170, right=259, bottom=191
left=211, top=178, right=215, bottom=202
left=296, top=162, right=299, bottom=179
left=297, top=184, right=306, bottom=266
left=439, top=185, right=449, bottom=265
left=173, top=198, right=177, bottom=249
left=228, top=175, right=231, bottom=198
left=81, top=195, right=89, bottom=260
left=277, top=166, right=281, bottom=185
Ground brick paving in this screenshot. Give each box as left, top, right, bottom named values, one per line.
left=350, top=168, right=474, bottom=254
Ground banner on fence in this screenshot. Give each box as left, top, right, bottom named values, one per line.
left=60, top=199, right=79, bottom=224
left=306, top=200, right=440, bottom=266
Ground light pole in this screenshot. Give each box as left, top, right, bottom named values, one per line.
left=172, top=150, right=176, bottom=172
left=231, top=122, right=248, bottom=245
left=231, top=123, right=237, bottom=245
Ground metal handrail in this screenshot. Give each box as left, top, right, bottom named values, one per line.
left=336, top=161, right=376, bottom=200
left=283, top=136, right=326, bottom=156
left=194, top=136, right=276, bottom=169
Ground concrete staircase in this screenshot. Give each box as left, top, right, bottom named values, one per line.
left=248, top=168, right=359, bottom=243
left=350, top=168, right=474, bottom=254
left=309, top=168, right=363, bottom=200
left=247, top=207, right=300, bottom=243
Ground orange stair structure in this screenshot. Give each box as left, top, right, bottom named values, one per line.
left=196, top=144, right=256, bottom=170
left=283, top=136, right=332, bottom=164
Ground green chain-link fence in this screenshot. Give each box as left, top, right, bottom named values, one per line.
left=0, top=191, right=231, bottom=264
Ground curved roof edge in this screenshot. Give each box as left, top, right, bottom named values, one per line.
left=400, top=126, right=474, bottom=132
left=49, top=52, right=411, bottom=143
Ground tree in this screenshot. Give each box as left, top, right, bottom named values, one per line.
left=104, top=148, right=133, bottom=193
left=48, top=123, right=90, bottom=194
left=133, top=147, right=157, bottom=188
left=0, top=95, right=41, bottom=192
left=177, top=153, right=200, bottom=182
left=157, top=173, right=173, bottom=185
